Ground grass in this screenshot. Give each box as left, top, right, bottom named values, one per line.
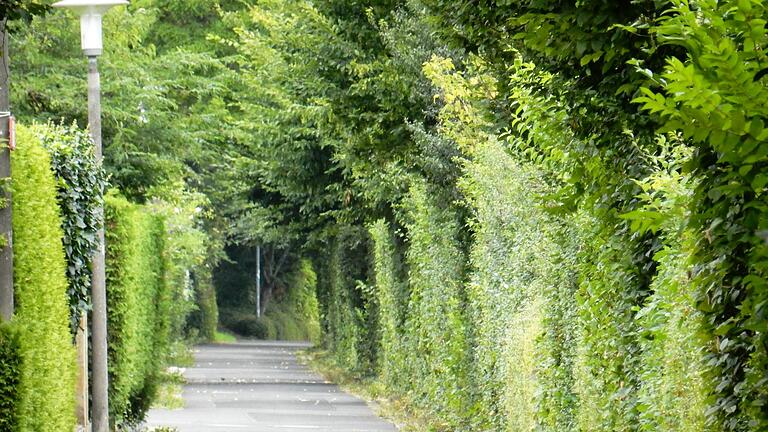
left=214, top=330, right=237, bottom=343
left=298, top=349, right=440, bottom=431
left=151, top=369, right=186, bottom=410
left=150, top=341, right=193, bottom=411
left=167, top=341, right=195, bottom=367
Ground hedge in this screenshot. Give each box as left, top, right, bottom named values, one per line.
left=279, top=259, right=321, bottom=343
left=318, top=29, right=727, bottom=431
left=104, top=191, right=170, bottom=426
left=11, top=124, right=77, bottom=432
left=318, top=227, right=373, bottom=371
left=190, top=265, right=218, bottom=341
left=399, top=181, right=470, bottom=424
left=37, top=122, right=106, bottom=335
left=368, top=219, right=407, bottom=390
left=0, top=322, right=22, bottom=431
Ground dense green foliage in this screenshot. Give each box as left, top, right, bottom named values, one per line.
left=11, top=124, right=76, bottom=432
left=104, top=192, right=170, bottom=426
left=189, top=265, right=218, bottom=341
left=218, top=252, right=321, bottom=342
left=0, top=0, right=47, bottom=22
left=633, top=2, right=768, bottom=428
left=8, top=0, right=768, bottom=430
left=37, top=122, right=106, bottom=334
left=0, top=323, right=21, bottom=432
left=213, top=1, right=768, bottom=431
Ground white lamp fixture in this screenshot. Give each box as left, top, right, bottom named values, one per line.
left=52, top=0, right=129, bottom=57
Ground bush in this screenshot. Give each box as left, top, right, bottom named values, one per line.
left=191, top=266, right=218, bottom=341
left=11, top=124, right=77, bottom=431
left=369, top=219, right=409, bottom=392
left=399, top=180, right=470, bottom=425
left=220, top=308, right=268, bottom=338
left=37, top=122, right=106, bottom=335
left=105, top=191, right=170, bottom=426
left=0, top=322, right=21, bottom=432
left=219, top=259, right=321, bottom=342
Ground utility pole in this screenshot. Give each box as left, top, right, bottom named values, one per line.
left=0, top=19, right=14, bottom=322
left=256, top=245, right=261, bottom=318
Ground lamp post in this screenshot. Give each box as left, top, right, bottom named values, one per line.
left=51, top=1, right=128, bottom=431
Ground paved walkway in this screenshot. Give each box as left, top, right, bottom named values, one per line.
left=145, top=341, right=397, bottom=432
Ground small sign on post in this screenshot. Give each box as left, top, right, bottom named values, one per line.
left=8, top=115, right=14, bottom=151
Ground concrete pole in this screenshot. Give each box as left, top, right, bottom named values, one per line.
left=256, top=245, right=261, bottom=318
left=75, top=315, right=89, bottom=430
left=88, top=55, right=110, bottom=432
left=0, top=20, right=14, bottom=322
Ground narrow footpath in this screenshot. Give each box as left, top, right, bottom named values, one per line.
left=146, top=341, right=397, bottom=432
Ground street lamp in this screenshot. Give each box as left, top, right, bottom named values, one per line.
left=52, top=0, right=128, bottom=56
left=51, top=1, right=128, bottom=431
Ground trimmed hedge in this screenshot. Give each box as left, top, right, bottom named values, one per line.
left=320, top=42, right=721, bottom=432
left=192, top=265, right=218, bottom=341
left=399, top=181, right=470, bottom=424
left=0, top=322, right=22, bottom=431
left=105, top=191, right=170, bottom=426
left=11, top=124, right=77, bottom=431
left=368, top=219, right=408, bottom=389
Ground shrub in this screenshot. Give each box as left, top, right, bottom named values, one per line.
left=186, top=265, right=219, bottom=342
left=37, top=122, right=106, bottom=335
left=0, top=322, right=21, bottom=432
left=105, top=191, right=169, bottom=426
left=399, top=180, right=470, bottom=425
left=369, top=219, right=408, bottom=391
left=11, top=124, right=77, bottom=431
left=220, top=308, right=268, bottom=338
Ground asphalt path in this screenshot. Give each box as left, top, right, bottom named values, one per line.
left=145, top=341, right=397, bottom=432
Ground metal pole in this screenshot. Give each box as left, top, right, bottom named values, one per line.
left=0, top=20, right=14, bottom=322
left=256, top=245, right=261, bottom=318
left=88, top=55, right=109, bottom=432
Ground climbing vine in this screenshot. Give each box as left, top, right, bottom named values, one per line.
left=39, top=122, right=106, bottom=334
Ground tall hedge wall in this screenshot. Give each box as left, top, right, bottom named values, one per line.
left=399, top=181, right=470, bottom=425
left=317, top=17, right=735, bottom=429
left=11, top=124, right=77, bottom=432
left=105, top=191, right=170, bottom=426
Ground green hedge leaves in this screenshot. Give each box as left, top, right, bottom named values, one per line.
left=105, top=191, right=170, bottom=426
left=11, top=124, right=77, bottom=432
left=38, top=122, right=106, bottom=335
left=0, top=323, right=22, bottom=432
